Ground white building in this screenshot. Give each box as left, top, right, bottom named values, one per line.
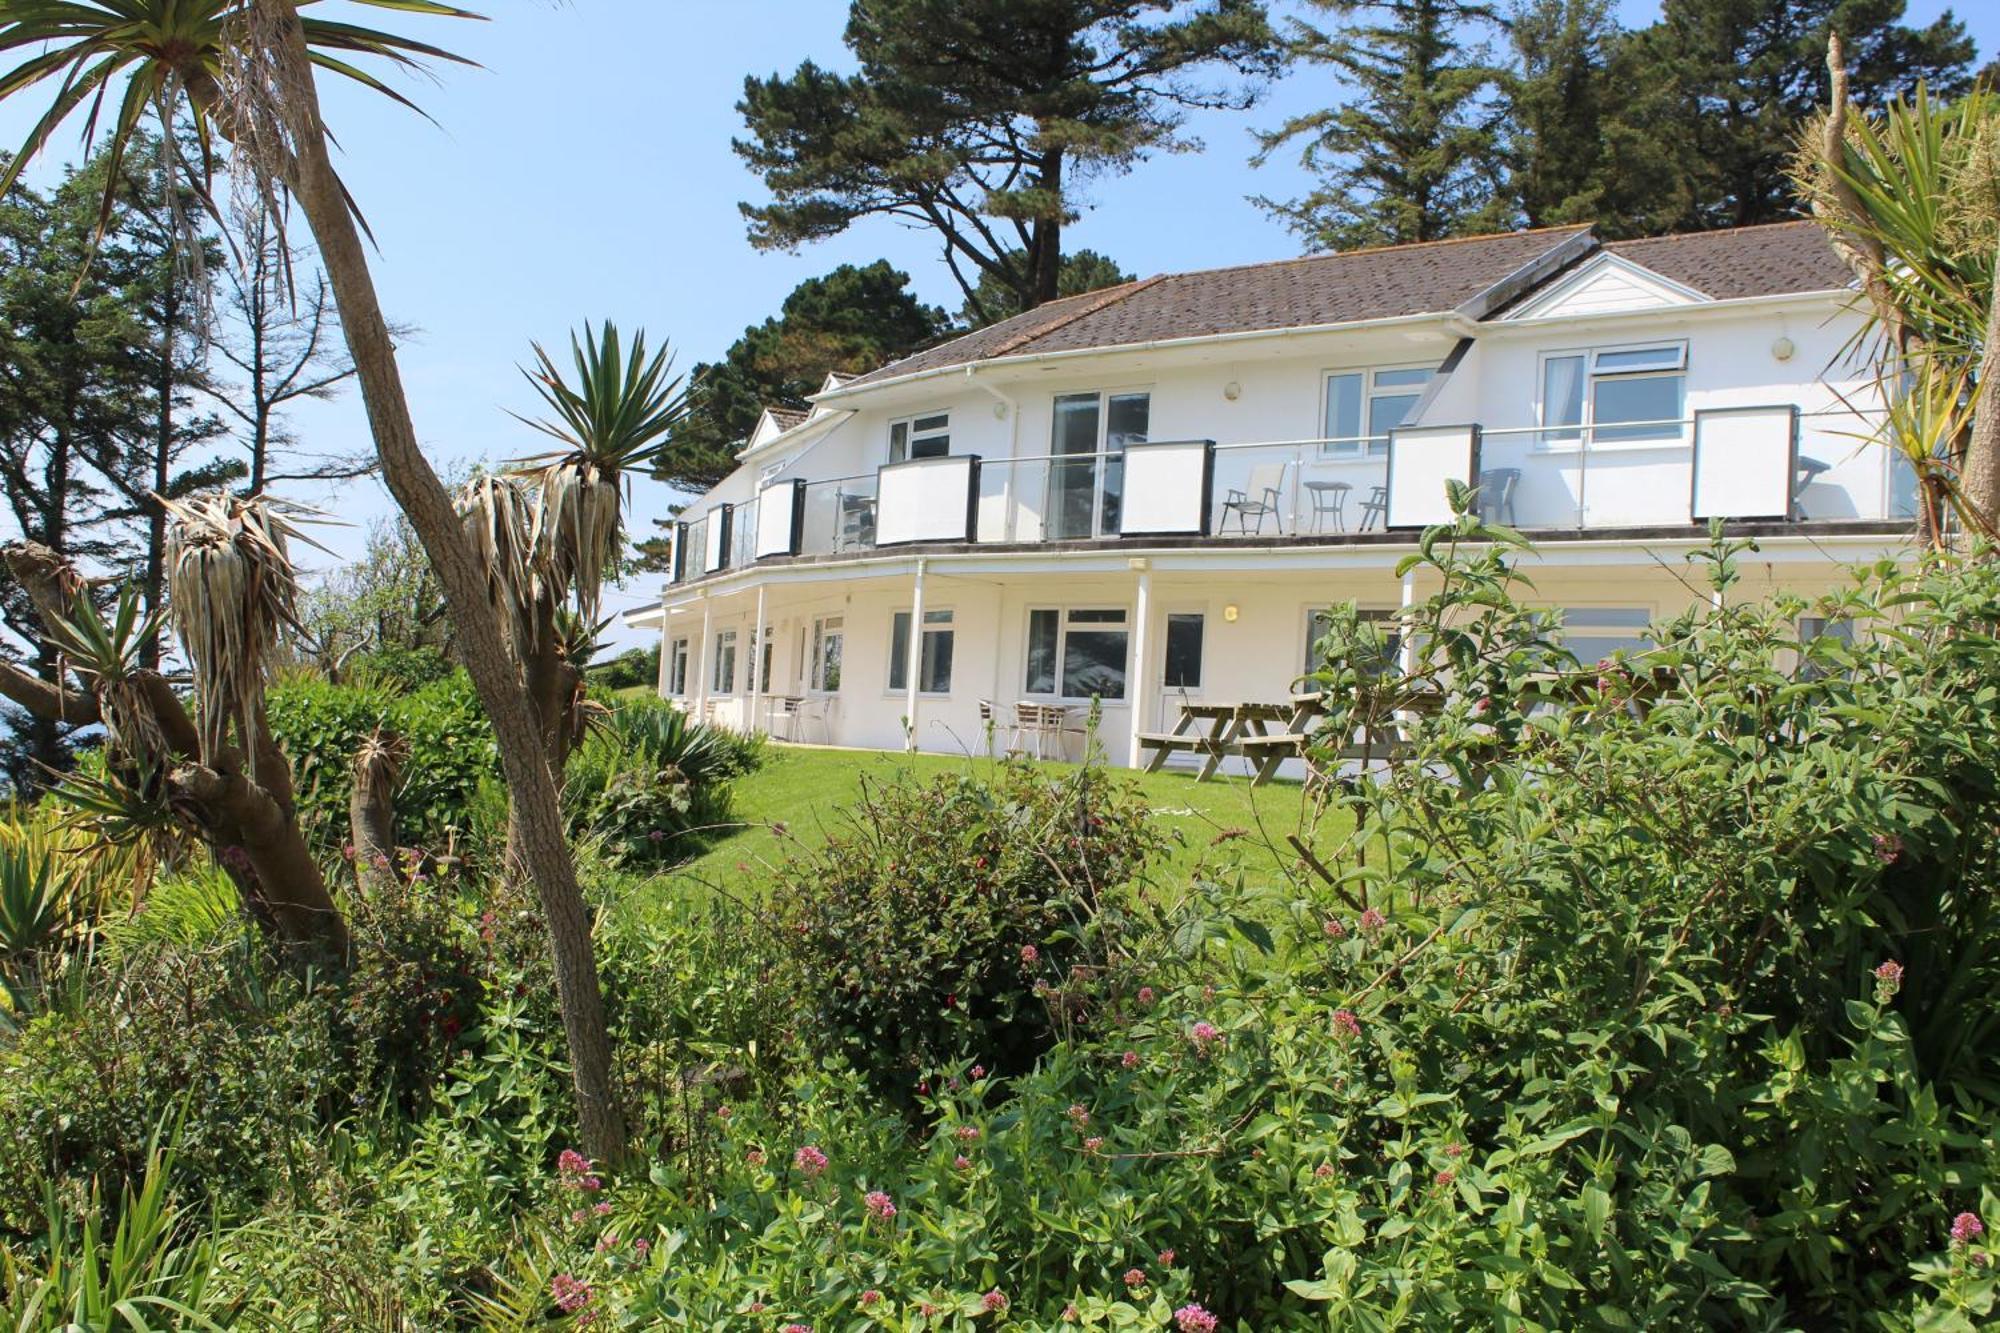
left=628, top=222, right=1912, bottom=767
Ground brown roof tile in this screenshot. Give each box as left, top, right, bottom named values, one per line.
left=840, top=222, right=1851, bottom=389
left=1601, top=221, right=1851, bottom=299
left=764, top=405, right=810, bottom=432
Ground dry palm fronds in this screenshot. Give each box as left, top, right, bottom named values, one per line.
left=524, top=457, right=624, bottom=626
left=456, top=473, right=547, bottom=658
left=161, top=490, right=322, bottom=773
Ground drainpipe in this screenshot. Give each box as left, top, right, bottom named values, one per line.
left=967, top=366, right=1022, bottom=540
left=749, top=583, right=766, bottom=735
left=694, top=593, right=713, bottom=720
left=1126, top=559, right=1152, bottom=770
left=905, top=558, right=927, bottom=752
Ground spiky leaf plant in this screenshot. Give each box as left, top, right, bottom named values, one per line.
left=514, top=322, right=688, bottom=623
left=36, top=584, right=169, bottom=761
left=160, top=490, right=322, bottom=772
left=456, top=472, right=547, bottom=658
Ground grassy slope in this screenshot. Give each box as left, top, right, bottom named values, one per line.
left=616, top=744, right=1344, bottom=922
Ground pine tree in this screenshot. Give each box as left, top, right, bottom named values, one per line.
left=958, top=249, right=1135, bottom=329
left=737, top=0, right=1278, bottom=316
left=1254, top=0, right=1509, bottom=252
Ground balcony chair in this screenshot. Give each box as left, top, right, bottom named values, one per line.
left=1302, top=479, right=1353, bottom=532
left=1014, top=701, right=1082, bottom=761
left=1358, top=485, right=1389, bottom=530
left=1792, top=456, right=1830, bottom=519
left=1220, top=462, right=1292, bottom=535
left=978, top=699, right=1022, bottom=757
left=835, top=491, right=877, bottom=550
left=770, top=694, right=807, bottom=742
left=1477, top=468, right=1520, bottom=526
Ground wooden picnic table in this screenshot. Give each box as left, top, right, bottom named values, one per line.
left=1138, top=692, right=1327, bottom=783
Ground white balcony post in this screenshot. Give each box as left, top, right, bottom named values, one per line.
left=749, top=584, right=766, bottom=736
left=655, top=585, right=672, bottom=698
left=1399, top=570, right=1417, bottom=675
left=694, top=594, right=713, bottom=719
left=905, top=558, right=927, bottom=752
left=1126, top=561, right=1153, bottom=769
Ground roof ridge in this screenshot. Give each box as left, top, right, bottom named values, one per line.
left=987, top=274, right=1167, bottom=359
left=1606, top=219, right=1822, bottom=244
left=1149, top=224, right=1592, bottom=283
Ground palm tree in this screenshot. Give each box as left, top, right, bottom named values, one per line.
left=0, top=0, right=629, bottom=1160
left=1795, top=34, right=2000, bottom=544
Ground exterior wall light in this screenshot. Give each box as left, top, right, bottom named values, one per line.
left=1223, top=381, right=1242, bottom=400
left=1771, top=336, right=1795, bottom=362
left=1223, top=604, right=1240, bottom=622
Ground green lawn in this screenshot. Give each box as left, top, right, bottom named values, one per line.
left=637, top=743, right=1343, bottom=912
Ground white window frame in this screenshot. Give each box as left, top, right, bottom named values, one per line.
left=1319, top=365, right=1435, bottom=459
left=887, top=607, right=956, bottom=696
left=1555, top=605, right=1654, bottom=662
left=711, top=628, right=738, bottom=695
left=667, top=636, right=691, bottom=697
left=808, top=615, right=844, bottom=694
left=1536, top=341, right=1689, bottom=452
left=888, top=411, right=951, bottom=464
left=1023, top=605, right=1132, bottom=703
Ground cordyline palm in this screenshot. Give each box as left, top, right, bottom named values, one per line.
left=1795, top=37, right=2000, bottom=544
left=0, top=0, right=631, bottom=1160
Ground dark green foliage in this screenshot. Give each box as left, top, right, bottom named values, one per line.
left=1254, top=0, right=1510, bottom=250
left=563, top=697, right=760, bottom=867
left=585, top=644, right=659, bottom=691
left=955, top=248, right=1135, bottom=329
left=766, top=760, right=1161, bottom=1100
left=349, top=643, right=456, bottom=692
left=645, top=261, right=949, bottom=505
left=735, top=0, right=1279, bottom=318
left=264, top=671, right=498, bottom=854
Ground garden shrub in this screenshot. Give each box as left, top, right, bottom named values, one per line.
left=564, top=697, right=760, bottom=868
left=767, top=759, right=1161, bottom=1101
left=265, top=670, right=499, bottom=854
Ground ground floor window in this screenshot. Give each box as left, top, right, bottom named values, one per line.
left=889, top=608, right=955, bottom=694
left=712, top=629, right=738, bottom=694
left=667, top=637, right=690, bottom=695
left=1025, top=607, right=1129, bottom=701
left=1303, top=608, right=1400, bottom=676
left=1559, top=606, right=1651, bottom=662
left=810, top=616, right=844, bottom=692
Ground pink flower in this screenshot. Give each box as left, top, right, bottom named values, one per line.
left=956, top=1124, right=980, bottom=1142
left=981, top=1290, right=1008, bottom=1313
left=748, top=1304, right=766, bottom=1315
left=794, top=1144, right=829, bottom=1177
left=1953, top=1211, right=1985, bottom=1246
left=1121, top=1050, right=1140, bottom=1070
left=954, top=1154, right=972, bottom=1170
left=1874, top=959, right=1904, bottom=998
left=971, top=1064, right=986, bottom=1079
left=779, top=1324, right=806, bottom=1333
left=1067, top=1103, right=1090, bottom=1126
left=1323, top=917, right=1346, bottom=939
left=1020, top=944, right=1040, bottom=964
left=550, top=1273, right=592, bottom=1313
left=1123, top=1268, right=1147, bottom=1288
left=634, top=1238, right=650, bottom=1258
left=1083, top=1136, right=1104, bottom=1153
left=1444, top=1143, right=1463, bottom=1158
left=859, top=1289, right=883, bottom=1308
left=1314, top=1162, right=1335, bottom=1178
left=1157, top=1248, right=1176, bottom=1268
left=864, top=1189, right=898, bottom=1220
left=1358, top=907, right=1387, bottom=933
left=557, top=1148, right=590, bottom=1178
left=1062, top=1304, right=1079, bottom=1321
left=592, top=1201, right=611, bottom=1216
left=568, top=1209, right=586, bottom=1224
left=1137, top=986, right=1156, bottom=1006
left=1332, top=1009, right=1361, bottom=1039
left=717, top=1103, right=733, bottom=1120
left=1435, top=1168, right=1456, bottom=1188
left=1190, top=1021, right=1223, bottom=1050
left=920, top=1304, right=941, bottom=1318
left=1175, top=1304, right=1219, bottom=1333
left=1874, top=832, right=1904, bottom=865
left=746, top=1148, right=767, bottom=1167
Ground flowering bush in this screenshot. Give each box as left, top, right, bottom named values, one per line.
left=766, top=759, right=1160, bottom=1100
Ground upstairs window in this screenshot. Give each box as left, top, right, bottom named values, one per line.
left=1322, top=366, right=1433, bottom=458
left=889, top=608, right=955, bottom=694
left=1541, top=343, right=1687, bottom=446
left=889, top=412, right=950, bottom=463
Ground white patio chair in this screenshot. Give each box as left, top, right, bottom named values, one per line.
left=1219, top=461, right=1292, bottom=535
left=978, top=699, right=1021, bottom=757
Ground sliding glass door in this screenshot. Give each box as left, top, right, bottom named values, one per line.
left=1048, top=390, right=1148, bottom=540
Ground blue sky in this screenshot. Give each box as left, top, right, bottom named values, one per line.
left=4, top=0, right=1995, bottom=650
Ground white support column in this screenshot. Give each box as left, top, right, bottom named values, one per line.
left=1126, top=560, right=1153, bottom=769
left=654, top=584, right=673, bottom=698
left=904, top=559, right=927, bottom=752
left=694, top=594, right=713, bottom=719
left=748, top=584, right=767, bottom=737
left=1399, top=569, right=1417, bottom=674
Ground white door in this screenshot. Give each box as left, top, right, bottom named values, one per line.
left=1154, top=610, right=1206, bottom=767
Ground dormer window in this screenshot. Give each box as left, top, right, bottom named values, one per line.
left=1540, top=343, right=1687, bottom=446
left=889, top=412, right=950, bottom=462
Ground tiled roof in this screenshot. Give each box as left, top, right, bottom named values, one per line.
left=839, top=222, right=1853, bottom=389
left=764, top=405, right=810, bottom=432
left=1601, top=221, right=1852, bottom=299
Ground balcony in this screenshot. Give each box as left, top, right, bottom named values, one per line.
left=668, top=406, right=1902, bottom=583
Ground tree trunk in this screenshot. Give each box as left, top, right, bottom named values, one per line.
left=1031, top=149, right=1064, bottom=308
left=349, top=729, right=404, bottom=890
left=140, top=284, right=177, bottom=672
left=1958, top=237, right=2000, bottom=537
left=252, top=0, right=627, bottom=1162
